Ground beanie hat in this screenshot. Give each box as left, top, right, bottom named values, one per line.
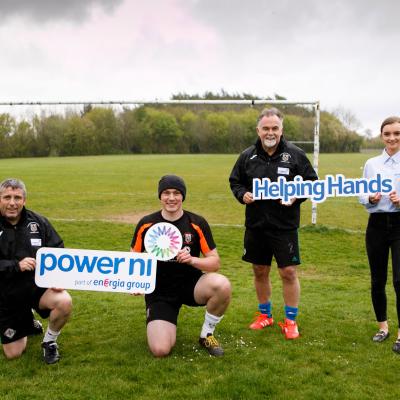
left=158, top=175, right=186, bottom=201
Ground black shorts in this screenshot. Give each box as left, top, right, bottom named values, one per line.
left=242, top=228, right=300, bottom=268
left=0, top=286, right=49, bottom=344
left=145, top=273, right=204, bottom=325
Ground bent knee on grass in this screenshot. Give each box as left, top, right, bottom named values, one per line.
left=3, top=338, right=27, bottom=360
left=148, top=343, right=173, bottom=358
left=147, top=320, right=176, bottom=358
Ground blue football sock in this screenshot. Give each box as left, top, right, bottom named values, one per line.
left=258, top=301, right=272, bottom=317
left=284, top=305, right=298, bottom=321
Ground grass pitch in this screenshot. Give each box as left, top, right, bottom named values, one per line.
left=1, top=152, right=399, bottom=400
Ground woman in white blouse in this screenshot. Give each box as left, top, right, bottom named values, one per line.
left=360, top=116, right=400, bottom=354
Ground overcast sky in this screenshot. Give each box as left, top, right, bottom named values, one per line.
left=1, top=0, right=398, bottom=136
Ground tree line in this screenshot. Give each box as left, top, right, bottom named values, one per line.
left=0, top=93, right=368, bottom=158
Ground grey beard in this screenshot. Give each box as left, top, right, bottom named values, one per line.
left=263, top=138, right=277, bottom=148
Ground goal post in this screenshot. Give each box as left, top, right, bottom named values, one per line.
left=0, top=99, right=320, bottom=223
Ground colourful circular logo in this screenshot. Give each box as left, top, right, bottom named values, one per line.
left=144, top=222, right=183, bottom=261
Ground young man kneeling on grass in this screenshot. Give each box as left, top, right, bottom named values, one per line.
left=131, top=175, right=231, bottom=357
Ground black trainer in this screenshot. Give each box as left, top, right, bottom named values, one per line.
left=32, top=319, right=43, bottom=335
left=42, top=341, right=60, bottom=364
left=199, top=334, right=224, bottom=357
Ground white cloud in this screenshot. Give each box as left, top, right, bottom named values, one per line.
left=0, top=0, right=399, bottom=134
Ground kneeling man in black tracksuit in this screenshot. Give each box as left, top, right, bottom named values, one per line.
left=131, top=175, right=231, bottom=357
left=0, top=178, right=72, bottom=364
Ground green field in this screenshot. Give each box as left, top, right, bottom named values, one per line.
left=1, top=153, right=398, bottom=400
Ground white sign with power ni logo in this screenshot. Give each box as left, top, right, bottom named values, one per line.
left=35, top=247, right=157, bottom=294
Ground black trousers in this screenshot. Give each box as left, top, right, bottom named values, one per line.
left=366, top=212, right=400, bottom=327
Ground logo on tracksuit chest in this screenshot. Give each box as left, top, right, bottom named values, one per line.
left=280, top=152, right=291, bottom=163
left=27, top=222, right=39, bottom=233
left=183, top=233, right=193, bottom=244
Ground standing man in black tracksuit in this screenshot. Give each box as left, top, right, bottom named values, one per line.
left=229, top=108, right=317, bottom=339
left=0, top=178, right=72, bottom=364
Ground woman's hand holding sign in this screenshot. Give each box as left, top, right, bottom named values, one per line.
left=369, top=192, right=382, bottom=204
left=389, top=191, right=400, bottom=207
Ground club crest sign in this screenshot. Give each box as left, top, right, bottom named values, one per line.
left=35, top=247, right=157, bottom=294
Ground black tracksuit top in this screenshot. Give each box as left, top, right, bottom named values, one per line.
left=229, top=137, right=318, bottom=231
left=0, top=208, right=63, bottom=303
